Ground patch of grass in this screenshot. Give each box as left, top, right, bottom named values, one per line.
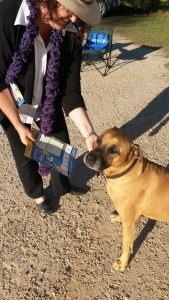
left=101, top=13, right=169, bottom=53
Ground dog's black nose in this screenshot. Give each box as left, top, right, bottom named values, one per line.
left=84, top=151, right=103, bottom=171
left=86, top=152, right=97, bottom=164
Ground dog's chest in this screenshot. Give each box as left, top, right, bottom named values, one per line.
left=106, top=181, right=126, bottom=204
left=106, top=179, right=137, bottom=206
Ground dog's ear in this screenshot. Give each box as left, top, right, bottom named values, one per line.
left=111, top=126, right=118, bottom=131
left=131, top=143, right=143, bottom=161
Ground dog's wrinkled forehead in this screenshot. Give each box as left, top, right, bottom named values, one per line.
left=97, top=127, right=132, bottom=150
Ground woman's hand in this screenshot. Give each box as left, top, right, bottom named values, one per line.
left=69, top=107, right=97, bottom=151
left=16, top=123, right=35, bottom=145
left=0, top=88, right=35, bottom=145
left=85, top=134, right=97, bottom=151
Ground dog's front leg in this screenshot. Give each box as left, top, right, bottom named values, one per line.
left=113, top=220, right=137, bottom=271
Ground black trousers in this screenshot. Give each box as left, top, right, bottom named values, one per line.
left=1, top=117, right=71, bottom=199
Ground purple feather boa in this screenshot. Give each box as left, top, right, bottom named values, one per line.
left=5, top=0, right=39, bottom=84
left=5, top=0, right=63, bottom=176
left=39, top=29, right=63, bottom=176
left=40, top=29, right=63, bottom=135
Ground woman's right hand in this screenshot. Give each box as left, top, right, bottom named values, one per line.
left=0, top=89, right=36, bottom=145
left=16, top=123, right=36, bottom=145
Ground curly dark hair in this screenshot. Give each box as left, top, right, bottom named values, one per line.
left=30, top=0, right=91, bottom=41
left=31, top=0, right=59, bottom=19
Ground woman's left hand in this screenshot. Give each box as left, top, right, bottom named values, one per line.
left=68, top=107, right=97, bottom=151
left=85, top=134, right=97, bottom=151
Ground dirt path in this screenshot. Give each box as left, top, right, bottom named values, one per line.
left=1, top=34, right=169, bottom=300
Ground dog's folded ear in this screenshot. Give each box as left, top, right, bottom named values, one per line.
left=131, top=143, right=143, bottom=161
left=111, top=126, right=119, bottom=131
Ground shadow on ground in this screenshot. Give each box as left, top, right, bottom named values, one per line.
left=114, top=44, right=161, bottom=61
left=122, top=87, right=169, bottom=140
left=44, top=152, right=95, bottom=212
left=81, top=42, right=161, bottom=76
left=129, top=219, right=157, bottom=266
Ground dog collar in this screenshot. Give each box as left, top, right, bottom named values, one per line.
left=106, top=159, right=138, bottom=179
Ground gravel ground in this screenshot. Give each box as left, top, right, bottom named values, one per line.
left=1, top=34, right=169, bottom=300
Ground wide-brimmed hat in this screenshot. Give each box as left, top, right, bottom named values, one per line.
left=58, top=0, right=101, bottom=26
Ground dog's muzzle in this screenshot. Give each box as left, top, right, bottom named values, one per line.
left=83, top=151, right=103, bottom=171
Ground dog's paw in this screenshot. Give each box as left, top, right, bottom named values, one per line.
left=110, top=211, right=121, bottom=223
left=113, top=258, right=126, bottom=272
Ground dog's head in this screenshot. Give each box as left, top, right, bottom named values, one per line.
left=84, top=127, right=143, bottom=176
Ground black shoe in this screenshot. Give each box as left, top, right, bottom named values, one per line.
left=37, top=199, right=53, bottom=216
left=69, top=185, right=88, bottom=196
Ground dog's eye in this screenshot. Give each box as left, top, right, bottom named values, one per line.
left=108, top=145, right=119, bottom=155
left=97, top=137, right=102, bottom=145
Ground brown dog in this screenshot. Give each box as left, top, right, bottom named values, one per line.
left=84, top=127, right=169, bottom=271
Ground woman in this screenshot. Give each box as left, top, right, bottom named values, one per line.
left=0, top=0, right=101, bottom=215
